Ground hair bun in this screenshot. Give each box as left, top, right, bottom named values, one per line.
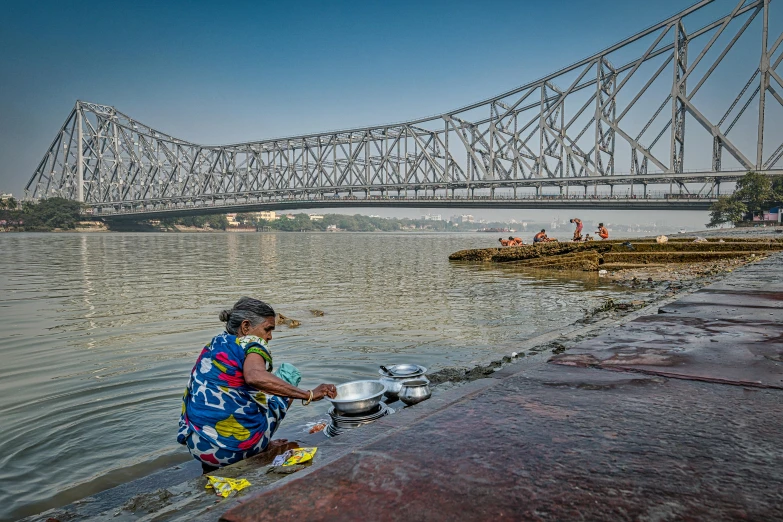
left=218, top=309, right=232, bottom=322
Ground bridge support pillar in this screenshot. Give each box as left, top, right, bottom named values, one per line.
left=77, top=107, right=84, bottom=203
left=513, top=186, right=517, bottom=199
left=490, top=187, right=495, bottom=199
left=716, top=181, right=720, bottom=196
left=610, top=185, right=614, bottom=197
left=643, top=183, right=648, bottom=198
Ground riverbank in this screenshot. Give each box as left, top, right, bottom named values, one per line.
left=448, top=233, right=783, bottom=272
left=220, top=251, right=783, bottom=521
left=21, top=244, right=772, bottom=521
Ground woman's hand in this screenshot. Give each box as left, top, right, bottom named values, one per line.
left=311, top=383, right=337, bottom=400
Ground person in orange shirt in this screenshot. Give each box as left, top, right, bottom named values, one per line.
left=569, top=218, right=583, bottom=241
left=597, top=223, right=609, bottom=240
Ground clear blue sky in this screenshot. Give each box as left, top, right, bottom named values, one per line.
left=0, top=0, right=769, bottom=197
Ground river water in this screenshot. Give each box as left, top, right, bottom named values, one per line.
left=0, top=231, right=629, bottom=519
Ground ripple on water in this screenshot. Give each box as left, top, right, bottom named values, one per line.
left=0, top=232, right=627, bottom=520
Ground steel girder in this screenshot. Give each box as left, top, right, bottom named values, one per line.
left=26, top=0, right=783, bottom=211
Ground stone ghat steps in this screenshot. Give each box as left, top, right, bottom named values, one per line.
left=602, top=251, right=763, bottom=264
left=510, top=251, right=600, bottom=271
left=627, top=237, right=783, bottom=243
left=608, top=241, right=783, bottom=253
left=450, top=238, right=783, bottom=263
left=600, top=262, right=667, bottom=270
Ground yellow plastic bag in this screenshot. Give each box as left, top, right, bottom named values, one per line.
left=283, top=447, right=317, bottom=466
left=272, top=447, right=318, bottom=467
left=205, top=476, right=251, bottom=498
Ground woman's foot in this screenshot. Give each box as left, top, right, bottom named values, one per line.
left=265, top=439, right=289, bottom=450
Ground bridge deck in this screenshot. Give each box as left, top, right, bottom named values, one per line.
left=96, top=196, right=716, bottom=220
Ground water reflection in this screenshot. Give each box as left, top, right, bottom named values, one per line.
left=0, top=232, right=630, bottom=520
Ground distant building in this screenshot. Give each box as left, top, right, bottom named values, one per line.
left=284, top=214, right=296, bottom=219
left=308, top=214, right=324, bottom=221
left=454, top=214, right=474, bottom=224
left=252, top=211, right=277, bottom=221
left=0, top=193, right=13, bottom=201
left=226, top=213, right=239, bottom=226
left=422, top=214, right=442, bottom=221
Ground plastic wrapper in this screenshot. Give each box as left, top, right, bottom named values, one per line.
left=272, top=447, right=318, bottom=467
left=205, top=476, right=251, bottom=498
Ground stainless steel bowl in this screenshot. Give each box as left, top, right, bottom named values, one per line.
left=327, top=380, right=387, bottom=414
left=398, top=379, right=432, bottom=406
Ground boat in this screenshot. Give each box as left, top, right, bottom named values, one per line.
left=477, top=227, right=515, bottom=233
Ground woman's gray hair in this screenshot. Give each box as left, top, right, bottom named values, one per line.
left=219, top=297, right=276, bottom=335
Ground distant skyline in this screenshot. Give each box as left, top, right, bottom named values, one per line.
left=1, top=0, right=776, bottom=228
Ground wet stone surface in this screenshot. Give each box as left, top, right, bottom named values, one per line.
left=223, top=365, right=783, bottom=521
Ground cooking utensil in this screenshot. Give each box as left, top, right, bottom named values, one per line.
left=376, top=365, right=427, bottom=378
left=398, top=379, right=432, bottom=406
left=380, top=375, right=429, bottom=400
left=387, top=363, right=420, bottom=375
left=327, top=380, right=386, bottom=414
left=377, top=365, right=428, bottom=400
left=379, top=365, right=394, bottom=376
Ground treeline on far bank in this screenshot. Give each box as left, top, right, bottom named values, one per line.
left=0, top=197, right=85, bottom=231
left=160, top=213, right=464, bottom=232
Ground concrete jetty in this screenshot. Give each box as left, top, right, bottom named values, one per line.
left=222, top=254, right=783, bottom=521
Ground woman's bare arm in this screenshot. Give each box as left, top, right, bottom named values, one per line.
left=243, top=353, right=336, bottom=400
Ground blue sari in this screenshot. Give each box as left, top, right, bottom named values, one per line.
left=177, top=333, right=288, bottom=467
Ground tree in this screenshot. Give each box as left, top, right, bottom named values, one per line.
left=707, top=196, right=747, bottom=227
left=19, top=197, right=84, bottom=230
left=732, top=171, right=774, bottom=213
left=773, top=177, right=783, bottom=205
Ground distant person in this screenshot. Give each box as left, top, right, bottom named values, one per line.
left=512, top=236, right=524, bottom=246
left=498, top=237, right=510, bottom=247
left=569, top=218, right=583, bottom=241
left=597, top=223, right=609, bottom=240
left=584, top=234, right=594, bottom=241
left=533, top=229, right=553, bottom=243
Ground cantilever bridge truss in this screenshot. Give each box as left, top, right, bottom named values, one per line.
left=26, top=0, right=783, bottom=215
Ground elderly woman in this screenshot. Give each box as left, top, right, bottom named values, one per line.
left=177, top=297, right=336, bottom=472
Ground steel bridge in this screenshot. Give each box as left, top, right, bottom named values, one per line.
left=26, top=0, right=783, bottom=219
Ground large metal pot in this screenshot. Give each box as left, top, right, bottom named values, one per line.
left=326, top=380, right=386, bottom=414
left=398, top=379, right=432, bottom=406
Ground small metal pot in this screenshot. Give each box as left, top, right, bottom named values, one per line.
left=380, top=375, right=429, bottom=400
left=398, top=379, right=432, bottom=406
